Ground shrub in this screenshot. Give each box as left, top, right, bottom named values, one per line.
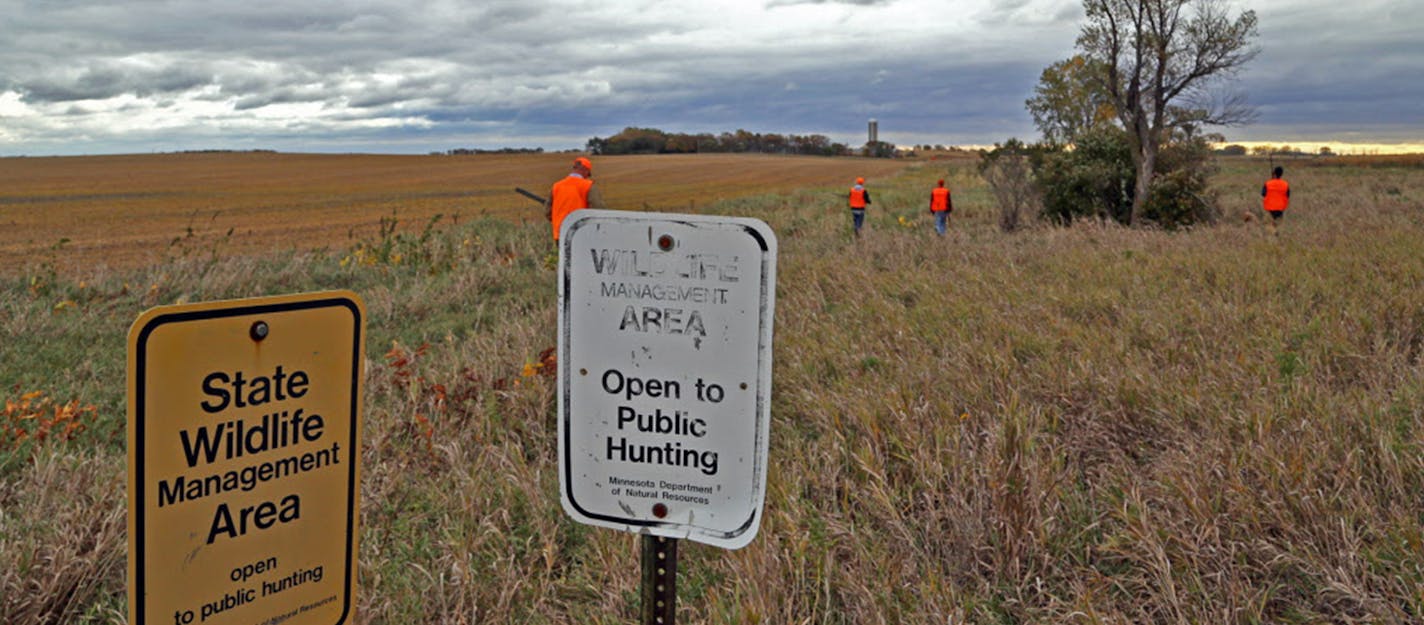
left=1034, top=126, right=1135, bottom=224
left=978, top=139, right=1042, bottom=232
left=1140, top=137, right=1220, bottom=228
left=1022, top=127, right=1220, bottom=229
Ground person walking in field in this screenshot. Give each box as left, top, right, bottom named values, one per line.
left=929, top=178, right=953, bottom=235
left=1262, top=166, right=1290, bottom=236
left=545, top=156, right=606, bottom=241
left=848, top=177, right=872, bottom=237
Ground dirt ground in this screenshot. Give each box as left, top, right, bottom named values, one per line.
left=0, top=152, right=914, bottom=276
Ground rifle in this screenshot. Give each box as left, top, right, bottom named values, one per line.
left=514, top=187, right=546, bottom=204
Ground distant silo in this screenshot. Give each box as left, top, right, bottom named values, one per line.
left=868, top=119, right=879, bottom=144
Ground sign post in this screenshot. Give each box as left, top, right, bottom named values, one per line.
left=639, top=534, right=678, bottom=625
left=557, top=210, right=777, bottom=622
left=127, top=291, right=364, bottom=625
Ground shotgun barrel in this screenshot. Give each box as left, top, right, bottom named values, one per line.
left=514, top=187, right=547, bottom=204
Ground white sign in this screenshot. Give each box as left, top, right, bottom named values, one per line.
left=558, top=209, right=776, bottom=549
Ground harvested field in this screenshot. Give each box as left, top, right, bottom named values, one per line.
left=0, top=152, right=912, bottom=275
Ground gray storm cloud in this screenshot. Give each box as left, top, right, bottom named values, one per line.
left=0, top=0, right=1417, bottom=155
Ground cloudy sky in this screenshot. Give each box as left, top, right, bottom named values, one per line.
left=1, top=0, right=1419, bottom=156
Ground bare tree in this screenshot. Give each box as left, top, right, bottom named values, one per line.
left=979, top=140, right=1041, bottom=232
left=1078, top=0, right=1258, bottom=224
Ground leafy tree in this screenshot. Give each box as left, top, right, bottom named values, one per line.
left=1077, top=0, right=1259, bottom=224
left=734, top=130, right=761, bottom=152
left=792, top=134, right=833, bottom=155
left=1025, top=55, right=1118, bottom=145
left=756, top=133, right=781, bottom=153
left=612, top=127, right=669, bottom=154
left=863, top=141, right=897, bottom=158
left=693, top=133, right=719, bottom=153
left=665, top=134, right=699, bottom=153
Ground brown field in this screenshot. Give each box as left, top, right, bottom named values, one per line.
left=1294, top=153, right=1424, bottom=168
left=0, top=152, right=914, bottom=275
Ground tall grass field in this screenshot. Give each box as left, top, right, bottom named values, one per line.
left=2, top=153, right=1422, bottom=623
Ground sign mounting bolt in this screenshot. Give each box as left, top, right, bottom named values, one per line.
left=250, top=321, right=269, bottom=342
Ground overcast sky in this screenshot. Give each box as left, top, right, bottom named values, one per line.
left=1, top=0, right=1419, bottom=156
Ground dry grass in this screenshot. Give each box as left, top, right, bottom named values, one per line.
left=1, top=153, right=1422, bottom=623
left=0, top=450, right=126, bottom=623
left=0, top=152, right=911, bottom=276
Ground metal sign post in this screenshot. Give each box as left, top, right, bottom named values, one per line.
left=640, top=535, right=678, bottom=625
left=556, top=209, right=777, bottom=622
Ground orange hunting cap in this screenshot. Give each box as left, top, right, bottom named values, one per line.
left=856, top=177, right=865, bottom=184
left=574, top=157, right=592, bottom=171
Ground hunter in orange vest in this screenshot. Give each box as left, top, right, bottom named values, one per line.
left=1261, top=166, right=1290, bottom=236
left=545, top=156, right=606, bottom=241
left=848, top=177, right=871, bottom=237
left=929, top=179, right=953, bottom=236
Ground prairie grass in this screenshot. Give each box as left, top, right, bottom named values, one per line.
left=2, top=154, right=1422, bottom=623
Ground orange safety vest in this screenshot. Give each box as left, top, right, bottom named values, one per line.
left=1263, top=178, right=1289, bottom=211
left=550, top=174, right=594, bottom=240
left=849, top=186, right=867, bottom=209
left=931, top=187, right=950, bottom=212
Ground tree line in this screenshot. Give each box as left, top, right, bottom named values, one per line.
left=1216, top=144, right=1336, bottom=157
left=586, top=127, right=892, bottom=157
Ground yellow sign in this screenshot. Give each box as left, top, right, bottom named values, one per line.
left=127, top=291, right=364, bottom=625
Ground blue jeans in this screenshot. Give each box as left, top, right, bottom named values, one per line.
left=851, top=209, right=865, bottom=234
left=934, top=211, right=948, bottom=235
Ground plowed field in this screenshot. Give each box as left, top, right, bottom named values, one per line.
left=0, top=152, right=913, bottom=275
